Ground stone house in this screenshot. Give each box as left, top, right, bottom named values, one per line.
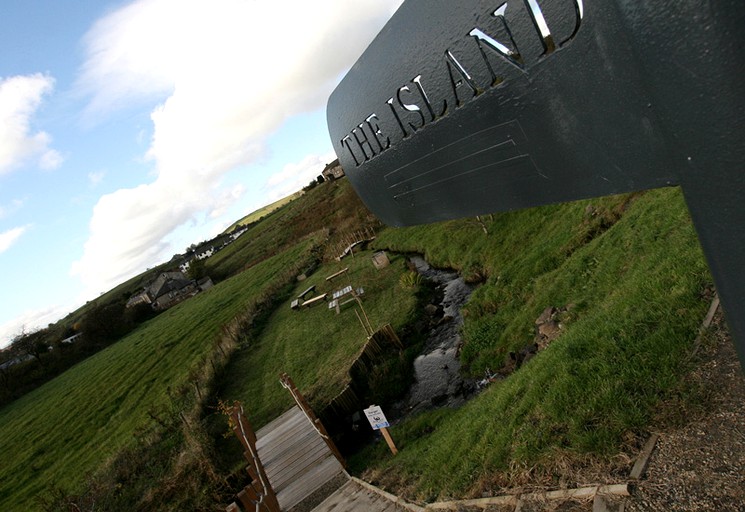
left=321, top=159, right=345, bottom=181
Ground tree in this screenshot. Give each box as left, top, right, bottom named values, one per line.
left=11, top=328, right=50, bottom=366
left=79, top=302, right=129, bottom=345
left=186, top=257, right=207, bottom=280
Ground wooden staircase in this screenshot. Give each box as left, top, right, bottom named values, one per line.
left=256, top=406, right=345, bottom=511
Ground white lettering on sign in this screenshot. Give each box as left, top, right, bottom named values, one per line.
left=363, top=405, right=390, bottom=430
left=340, top=0, right=585, bottom=166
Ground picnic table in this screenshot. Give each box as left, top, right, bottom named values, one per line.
left=297, top=285, right=316, bottom=299
left=328, top=286, right=364, bottom=314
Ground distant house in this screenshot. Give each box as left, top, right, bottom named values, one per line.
left=197, top=276, right=214, bottom=292
left=60, top=333, right=83, bottom=344
left=126, top=289, right=151, bottom=308
left=321, top=159, right=345, bottom=181
left=148, top=271, right=199, bottom=310
left=230, top=227, right=248, bottom=241
left=126, top=271, right=203, bottom=311
left=195, top=247, right=215, bottom=260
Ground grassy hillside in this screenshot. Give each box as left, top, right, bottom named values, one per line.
left=0, top=180, right=716, bottom=509
left=219, top=249, right=419, bottom=428
left=222, top=191, right=302, bottom=234
left=206, top=179, right=374, bottom=281
left=360, top=188, right=712, bottom=499
left=0, top=178, right=383, bottom=510
left=0, top=238, right=319, bottom=511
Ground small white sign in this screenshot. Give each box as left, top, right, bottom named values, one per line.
left=363, top=405, right=390, bottom=430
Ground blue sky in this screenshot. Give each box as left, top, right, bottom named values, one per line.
left=0, top=0, right=403, bottom=347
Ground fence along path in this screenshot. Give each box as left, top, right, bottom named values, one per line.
left=256, top=405, right=345, bottom=510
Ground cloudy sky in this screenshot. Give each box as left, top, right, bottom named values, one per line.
left=0, top=0, right=403, bottom=348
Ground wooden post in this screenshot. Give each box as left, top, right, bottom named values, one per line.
left=279, top=373, right=347, bottom=468
left=380, top=427, right=398, bottom=455
left=229, top=402, right=280, bottom=512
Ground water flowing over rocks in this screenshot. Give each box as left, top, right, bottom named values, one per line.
left=391, top=255, right=478, bottom=418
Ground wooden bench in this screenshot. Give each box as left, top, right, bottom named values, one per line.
left=301, top=293, right=327, bottom=308
left=325, top=268, right=349, bottom=282
left=297, top=285, right=316, bottom=299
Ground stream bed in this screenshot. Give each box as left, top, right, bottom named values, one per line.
left=390, top=255, right=479, bottom=420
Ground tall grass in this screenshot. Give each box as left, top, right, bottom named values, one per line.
left=365, top=188, right=712, bottom=500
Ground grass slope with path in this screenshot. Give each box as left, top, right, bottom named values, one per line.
left=0, top=235, right=321, bottom=511
left=0, top=181, right=720, bottom=509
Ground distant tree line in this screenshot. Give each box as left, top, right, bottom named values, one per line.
left=0, top=297, right=157, bottom=408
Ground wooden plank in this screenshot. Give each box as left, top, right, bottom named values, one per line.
left=297, top=285, right=316, bottom=299
left=256, top=409, right=306, bottom=448
left=265, top=437, right=329, bottom=479
left=332, top=285, right=353, bottom=299
left=261, top=425, right=325, bottom=459
left=302, top=293, right=327, bottom=307
left=269, top=449, right=334, bottom=492
left=275, top=456, right=345, bottom=510
left=349, top=477, right=425, bottom=512
left=310, top=479, right=416, bottom=512
left=263, top=436, right=327, bottom=478
left=253, top=403, right=348, bottom=510
left=630, top=433, right=659, bottom=479
left=257, top=407, right=303, bottom=439
left=257, top=413, right=310, bottom=451
left=261, top=429, right=323, bottom=469
left=326, top=267, right=349, bottom=281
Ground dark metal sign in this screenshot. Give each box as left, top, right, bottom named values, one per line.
left=327, top=0, right=745, bottom=365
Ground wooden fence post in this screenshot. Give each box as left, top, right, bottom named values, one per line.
left=228, top=402, right=280, bottom=512
left=279, top=373, right=346, bottom=468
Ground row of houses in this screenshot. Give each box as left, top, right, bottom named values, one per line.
left=179, top=226, right=249, bottom=273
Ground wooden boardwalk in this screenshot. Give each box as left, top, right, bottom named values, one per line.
left=311, top=479, right=413, bottom=512
left=256, top=406, right=345, bottom=511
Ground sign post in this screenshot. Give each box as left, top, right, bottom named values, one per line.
left=364, top=405, right=398, bottom=455
left=328, top=0, right=745, bottom=369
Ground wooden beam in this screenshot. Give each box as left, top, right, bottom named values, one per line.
left=630, top=433, right=659, bottom=480
left=326, top=268, right=349, bottom=281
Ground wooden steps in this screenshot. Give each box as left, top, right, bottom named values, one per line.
left=256, top=406, right=345, bottom=510
left=311, top=480, right=412, bottom=512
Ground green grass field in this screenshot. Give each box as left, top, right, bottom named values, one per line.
left=0, top=238, right=318, bottom=511
left=218, top=249, right=419, bottom=428
left=222, top=191, right=302, bottom=235
left=0, top=182, right=717, bottom=509
left=358, top=188, right=712, bottom=500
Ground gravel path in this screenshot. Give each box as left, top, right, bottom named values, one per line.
left=626, top=311, right=745, bottom=511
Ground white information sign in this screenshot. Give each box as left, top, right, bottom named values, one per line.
left=363, top=405, right=390, bottom=430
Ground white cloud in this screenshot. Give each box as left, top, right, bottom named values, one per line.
left=88, top=170, right=106, bottom=187
left=0, top=74, right=63, bottom=174
left=264, top=151, right=336, bottom=203
left=0, top=198, right=24, bottom=219
left=72, top=0, right=403, bottom=297
left=0, top=225, right=30, bottom=254
left=209, top=183, right=246, bottom=220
